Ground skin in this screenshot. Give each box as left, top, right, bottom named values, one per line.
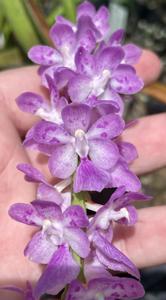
left=0, top=49, right=165, bottom=299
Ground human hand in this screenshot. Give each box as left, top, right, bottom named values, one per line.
left=0, top=50, right=165, bottom=299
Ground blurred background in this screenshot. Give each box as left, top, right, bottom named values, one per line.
left=0, top=0, right=166, bottom=299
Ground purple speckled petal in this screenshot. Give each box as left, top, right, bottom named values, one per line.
left=91, top=100, right=119, bottom=115
left=63, top=205, right=89, bottom=228
left=33, top=120, right=72, bottom=144
left=23, top=126, right=39, bottom=150
left=34, top=245, right=80, bottom=297
left=76, top=16, right=98, bottom=51
left=109, top=189, right=151, bottom=209
left=65, top=280, right=85, bottom=300
left=54, top=67, right=76, bottom=90
left=84, top=252, right=111, bottom=282
left=16, top=92, right=45, bottom=114
left=37, top=183, right=63, bottom=205
left=87, top=113, right=124, bottom=140
left=93, top=232, right=140, bottom=279
left=48, top=144, right=78, bottom=178
left=88, top=277, right=145, bottom=299
left=62, top=104, right=91, bottom=135
left=75, top=47, right=95, bottom=76
left=96, top=47, right=124, bottom=73
left=24, top=231, right=56, bottom=264
left=56, top=15, right=76, bottom=31
left=8, top=203, right=41, bottom=226
left=94, top=6, right=110, bottom=37
left=66, top=277, right=144, bottom=300
left=123, top=44, right=142, bottom=65
left=64, top=227, right=90, bottom=258
left=102, top=87, right=124, bottom=115
left=74, top=158, right=109, bottom=192
left=109, top=29, right=125, bottom=46
left=109, top=161, right=141, bottom=192
left=31, top=200, right=62, bottom=221
left=117, top=141, right=138, bottom=163
left=111, top=65, right=144, bottom=94
left=68, top=74, right=92, bottom=103
left=17, top=163, right=46, bottom=183
left=50, top=23, right=75, bottom=51
left=77, top=1, right=96, bottom=19
left=28, top=45, right=62, bottom=65
left=89, top=139, right=119, bottom=170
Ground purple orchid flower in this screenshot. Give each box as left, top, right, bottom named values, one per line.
left=88, top=187, right=151, bottom=231
left=9, top=200, right=90, bottom=265
left=16, top=75, right=67, bottom=124
left=17, top=163, right=71, bottom=211
left=32, top=104, right=124, bottom=192
left=109, top=29, right=142, bottom=65
left=28, top=10, right=100, bottom=86
left=76, top=1, right=110, bottom=41
left=68, top=46, right=144, bottom=104
left=66, top=276, right=145, bottom=300
left=0, top=282, right=35, bottom=300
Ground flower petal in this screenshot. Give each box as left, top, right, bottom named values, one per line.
left=109, top=29, right=125, bottom=46
left=89, top=139, right=119, bottom=170
left=65, top=280, right=85, bottom=300
left=76, top=16, right=99, bottom=51
left=28, top=45, right=62, bottom=65
left=64, top=227, right=90, bottom=258
left=75, top=47, right=95, bottom=76
left=111, top=64, right=144, bottom=94
left=37, top=183, right=63, bottom=205
left=54, top=67, right=76, bottom=89
left=62, top=103, right=91, bottom=135
left=88, top=277, right=145, bottom=299
left=33, top=120, right=72, bottom=144
left=16, top=92, right=45, bottom=114
left=31, top=200, right=62, bottom=221
left=8, top=203, right=40, bottom=226
left=94, top=6, right=110, bottom=37
left=74, top=159, right=109, bottom=192
left=34, top=245, right=80, bottom=297
left=93, top=232, right=140, bottom=279
left=50, top=23, right=75, bottom=51
left=77, top=1, right=96, bottom=19
left=102, top=87, right=124, bottom=115
left=68, top=74, right=92, bottom=103
left=17, top=163, right=45, bottom=183
left=123, top=43, right=142, bottom=65
left=48, top=144, right=78, bottom=178
left=96, top=47, right=124, bottom=72
left=87, top=113, right=124, bottom=140
left=116, top=205, right=138, bottom=226
left=117, top=141, right=138, bottom=163
left=24, top=231, right=56, bottom=264
left=109, top=161, right=141, bottom=192
left=63, top=205, right=89, bottom=228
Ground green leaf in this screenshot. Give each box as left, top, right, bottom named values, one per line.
left=62, top=0, right=76, bottom=22
left=1, top=0, right=40, bottom=52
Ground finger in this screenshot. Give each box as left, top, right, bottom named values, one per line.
left=113, top=206, right=166, bottom=269
left=134, top=49, right=162, bottom=85
left=122, top=113, right=166, bottom=174
left=0, top=49, right=162, bottom=134
left=0, top=109, right=41, bottom=299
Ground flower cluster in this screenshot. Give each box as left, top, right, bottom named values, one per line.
left=6, top=1, right=150, bottom=299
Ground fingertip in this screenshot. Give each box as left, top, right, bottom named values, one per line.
left=135, top=49, right=163, bottom=85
